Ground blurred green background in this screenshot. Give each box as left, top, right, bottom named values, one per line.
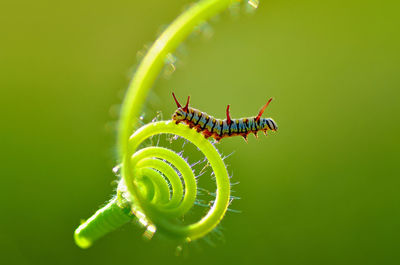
left=1, top=0, right=399, bottom=264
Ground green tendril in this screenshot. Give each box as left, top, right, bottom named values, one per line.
left=124, top=121, right=230, bottom=239
left=74, top=0, right=246, bottom=249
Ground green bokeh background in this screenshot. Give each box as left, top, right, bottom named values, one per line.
left=1, top=0, right=399, bottom=264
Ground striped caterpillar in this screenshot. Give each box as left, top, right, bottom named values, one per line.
left=172, top=93, right=278, bottom=142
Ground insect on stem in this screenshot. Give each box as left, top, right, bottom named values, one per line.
left=171, top=94, right=277, bottom=142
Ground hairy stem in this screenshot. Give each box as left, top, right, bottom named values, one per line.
left=74, top=198, right=134, bottom=249
left=124, top=121, right=230, bottom=240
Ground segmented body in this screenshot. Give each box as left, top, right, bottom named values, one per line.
left=171, top=93, right=277, bottom=142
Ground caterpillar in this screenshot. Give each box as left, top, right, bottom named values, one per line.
left=171, top=93, right=278, bottom=142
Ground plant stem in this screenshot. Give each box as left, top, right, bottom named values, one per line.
left=74, top=198, right=133, bottom=249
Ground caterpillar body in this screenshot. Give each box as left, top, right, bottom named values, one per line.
left=172, top=93, right=278, bottom=142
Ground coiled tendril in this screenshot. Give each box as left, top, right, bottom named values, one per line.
left=122, top=121, right=230, bottom=240
left=74, top=0, right=251, bottom=249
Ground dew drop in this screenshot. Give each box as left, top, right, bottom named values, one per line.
left=163, top=64, right=176, bottom=78
left=136, top=43, right=151, bottom=61
left=198, top=22, right=214, bottom=40
left=167, top=135, right=174, bottom=144
left=138, top=113, right=146, bottom=125
left=151, top=111, right=163, bottom=123
left=165, top=53, right=177, bottom=65
left=112, top=165, right=121, bottom=176
left=175, top=245, right=183, bottom=256
left=247, top=0, right=259, bottom=9
left=163, top=53, right=177, bottom=78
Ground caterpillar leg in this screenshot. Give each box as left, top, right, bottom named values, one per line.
left=210, top=133, right=222, bottom=143
left=194, top=125, right=203, bottom=133
left=253, top=131, right=258, bottom=139
left=202, top=129, right=211, bottom=137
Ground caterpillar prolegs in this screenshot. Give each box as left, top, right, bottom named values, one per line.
left=171, top=93, right=278, bottom=142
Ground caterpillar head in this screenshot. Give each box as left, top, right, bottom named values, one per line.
left=262, top=118, right=278, bottom=131
left=172, top=92, right=190, bottom=122
left=172, top=108, right=186, bottom=122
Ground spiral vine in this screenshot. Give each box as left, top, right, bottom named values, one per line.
left=74, top=0, right=254, bottom=249
left=121, top=121, right=230, bottom=240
